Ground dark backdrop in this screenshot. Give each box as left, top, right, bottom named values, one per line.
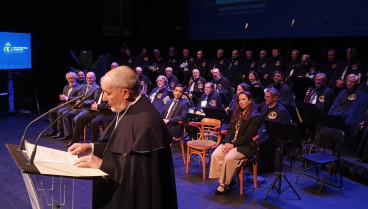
left=0, top=0, right=366, bottom=113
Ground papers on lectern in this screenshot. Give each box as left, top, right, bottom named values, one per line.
left=24, top=141, right=107, bottom=177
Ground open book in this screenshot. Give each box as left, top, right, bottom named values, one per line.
left=24, top=141, right=107, bottom=177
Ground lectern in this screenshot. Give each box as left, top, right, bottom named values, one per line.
left=7, top=143, right=106, bottom=208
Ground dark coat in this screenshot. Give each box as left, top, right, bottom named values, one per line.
left=93, top=95, right=177, bottom=209
left=161, top=98, right=189, bottom=138
left=197, top=91, right=223, bottom=110
left=228, top=115, right=259, bottom=158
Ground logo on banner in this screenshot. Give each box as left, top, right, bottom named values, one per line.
left=3, top=42, right=13, bottom=54
left=268, top=111, right=277, bottom=119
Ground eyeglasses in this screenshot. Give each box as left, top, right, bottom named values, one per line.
left=264, top=96, right=272, bottom=99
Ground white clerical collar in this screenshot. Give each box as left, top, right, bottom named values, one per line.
left=269, top=102, right=276, bottom=109
left=131, top=93, right=141, bottom=105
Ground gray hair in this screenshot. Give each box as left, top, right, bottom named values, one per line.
left=264, top=88, right=279, bottom=98
left=157, top=75, right=168, bottom=85
left=347, top=74, right=359, bottom=82
left=315, top=73, right=326, bottom=81
left=65, top=71, right=77, bottom=80
left=192, top=69, right=200, bottom=74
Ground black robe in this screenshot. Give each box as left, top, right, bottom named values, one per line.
left=258, top=102, right=291, bottom=172
left=328, top=88, right=364, bottom=118
left=92, top=95, right=178, bottom=209
left=305, top=85, right=335, bottom=114
left=266, top=82, right=296, bottom=107
left=197, top=91, right=223, bottom=110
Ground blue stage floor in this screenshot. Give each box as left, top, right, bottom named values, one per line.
left=1, top=114, right=368, bottom=209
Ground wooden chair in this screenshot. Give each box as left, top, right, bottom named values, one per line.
left=171, top=121, right=187, bottom=164
left=83, top=122, right=106, bottom=141
left=186, top=118, right=222, bottom=179
left=221, top=130, right=259, bottom=194
left=237, top=136, right=259, bottom=194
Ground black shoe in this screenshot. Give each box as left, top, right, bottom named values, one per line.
left=60, top=135, right=72, bottom=141
left=215, top=185, right=230, bottom=195
left=64, top=141, right=75, bottom=147
left=53, top=132, right=64, bottom=139
left=44, top=130, right=58, bottom=137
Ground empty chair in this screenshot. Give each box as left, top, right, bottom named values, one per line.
left=186, top=118, right=222, bottom=179
left=295, top=127, right=345, bottom=193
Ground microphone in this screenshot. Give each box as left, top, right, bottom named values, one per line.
left=70, top=51, right=80, bottom=64
left=18, top=94, right=84, bottom=151
left=291, top=18, right=295, bottom=28
left=28, top=95, right=91, bottom=165
left=245, top=23, right=248, bottom=31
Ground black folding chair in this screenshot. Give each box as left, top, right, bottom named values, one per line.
left=294, top=127, right=345, bottom=194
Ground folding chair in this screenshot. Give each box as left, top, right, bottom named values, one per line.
left=294, top=127, right=345, bottom=193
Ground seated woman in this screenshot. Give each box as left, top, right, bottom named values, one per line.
left=209, top=91, right=259, bottom=195
left=247, top=71, right=265, bottom=104
left=226, top=83, right=250, bottom=113
left=247, top=71, right=263, bottom=88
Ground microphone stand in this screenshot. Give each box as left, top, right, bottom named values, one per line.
left=18, top=95, right=84, bottom=151
left=285, top=19, right=295, bottom=65
left=241, top=23, right=248, bottom=58
left=28, top=95, right=90, bottom=165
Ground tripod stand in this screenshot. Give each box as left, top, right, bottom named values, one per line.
left=263, top=121, right=301, bottom=200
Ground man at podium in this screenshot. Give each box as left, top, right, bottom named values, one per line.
left=68, top=66, right=178, bottom=209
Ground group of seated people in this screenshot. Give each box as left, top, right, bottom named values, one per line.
left=45, top=45, right=368, bottom=195
left=44, top=71, right=115, bottom=147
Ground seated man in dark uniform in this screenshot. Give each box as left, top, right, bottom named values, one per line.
left=329, top=48, right=364, bottom=95
left=329, top=74, right=364, bottom=118
left=258, top=88, right=291, bottom=172
left=211, top=68, right=233, bottom=106
left=188, top=69, right=206, bottom=107
left=148, top=75, right=172, bottom=112
left=65, top=87, right=115, bottom=147
left=165, top=67, right=179, bottom=90
left=188, top=69, right=206, bottom=93
left=135, top=66, right=150, bottom=95
left=267, top=71, right=296, bottom=107
left=161, top=84, right=189, bottom=139
left=305, top=73, right=335, bottom=114
left=197, top=82, right=223, bottom=110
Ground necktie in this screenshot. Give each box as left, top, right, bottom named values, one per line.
left=84, top=85, right=91, bottom=97
left=166, top=100, right=178, bottom=119
left=67, top=86, right=73, bottom=96
left=310, top=90, right=317, bottom=104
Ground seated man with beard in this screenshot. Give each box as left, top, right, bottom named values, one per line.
left=161, top=84, right=189, bottom=139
